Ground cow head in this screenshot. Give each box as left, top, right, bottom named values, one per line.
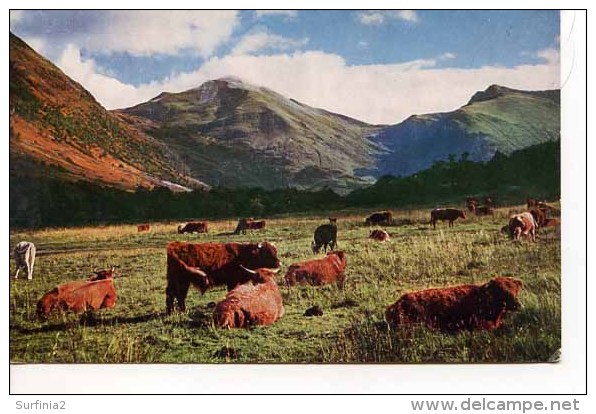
left=311, top=241, right=321, bottom=254
left=239, top=265, right=281, bottom=284
left=486, top=277, right=523, bottom=311
left=459, top=210, right=466, bottom=219
left=242, top=242, right=281, bottom=270
left=177, top=225, right=183, bottom=234
left=90, top=266, right=116, bottom=281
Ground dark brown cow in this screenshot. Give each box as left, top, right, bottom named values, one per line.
left=465, top=197, right=479, bottom=212
left=213, top=267, right=284, bottom=329
left=507, top=212, right=537, bottom=241
left=234, top=218, right=266, bottom=234
left=430, top=208, right=466, bottom=228
left=137, top=223, right=151, bottom=232
left=385, top=277, right=523, bottom=332
left=530, top=208, right=547, bottom=227
left=475, top=206, right=494, bottom=216
left=285, top=251, right=346, bottom=288
left=37, top=278, right=117, bottom=317
left=369, top=229, right=390, bottom=242
left=88, top=267, right=116, bottom=281
left=312, top=223, right=338, bottom=253
left=178, top=221, right=208, bottom=234
left=365, top=211, right=393, bottom=225
left=165, top=241, right=280, bottom=313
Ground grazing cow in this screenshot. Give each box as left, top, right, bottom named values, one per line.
left=137, top=223, right=151, bottom=232
left=530, top=208, right=547, bottom=227
left=213, top=267, right=284, bottom=329
left=36, top=278, right=117, bottom=317
left=507, top=212, right=537, bottom=241
left=369, top=229, right=390, bottom=242
left=430, top=208, right=466, bottom=229
left=466, top=197, right=479, bottom=212
left=385, top=277, right=523, bottom=332
left=475, top=206, right=494, bottom=216
left=285, top=251, right=347, bottom=288
left=365, top=211, right=393, bottom=225
left=178, top=221, right=208, bottom=234
left=312, top=223, right=338, bottom=253
left=234, top=218, right=265, bottom=234
left=165, top=241, right=280, bottom=313
left=13, top=241, right=36, bottom=280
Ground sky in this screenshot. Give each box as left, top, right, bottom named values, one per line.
left=9, top=10, right=560, bottom=124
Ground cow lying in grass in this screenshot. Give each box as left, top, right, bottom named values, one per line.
left=213, top=267, right=284, bottom=329
left=385, top=277, right=523, bottom=332
left=369, top=229, right=390, bottom=242
left=285, top=251, right=347, bottom=288
left=37, top=276, right=117, bottom=318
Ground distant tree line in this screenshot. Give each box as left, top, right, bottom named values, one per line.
left=9, top=140, right=560, bottom=229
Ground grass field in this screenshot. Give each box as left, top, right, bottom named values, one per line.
left=9, top=205, right=560, bottom=364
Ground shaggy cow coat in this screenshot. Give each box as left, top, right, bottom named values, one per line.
left=166, top=241, right=280, bottom=313
left=213, top=268, right=284, bottom=329
left=285, top=251, right=347, bottom=287
left=178, top=221, right=208, bottom=234
left=37, top=278, right=117, bottom=317
left=385, top=277, right=523, bottom=332
left=369, top=229, right=390, bottom=242
left=508, top=212, right=537, bottom=241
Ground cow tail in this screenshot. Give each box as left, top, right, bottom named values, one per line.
left=167, top=247, right=210, bottom=289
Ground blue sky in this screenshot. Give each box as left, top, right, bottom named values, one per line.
left=10, top=10, right=560, bottom=123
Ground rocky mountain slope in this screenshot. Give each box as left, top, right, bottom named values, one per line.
left=9, top=32, right=204, bottom=191
left=362, top=84, right=560, bottom=177
left=117, top=77, right=383, bottom=193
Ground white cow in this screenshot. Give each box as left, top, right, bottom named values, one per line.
left=13, top=241, right=36, bottom=280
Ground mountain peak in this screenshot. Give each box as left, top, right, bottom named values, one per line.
left=467, top=84, right=518, bottom=105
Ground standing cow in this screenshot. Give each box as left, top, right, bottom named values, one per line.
left=285, top=251, right=347, bottom=288
left=365, top=211, right=393, bottom=225
left=165, top=241, right=281, bottom=314
left=507, top=212, right=537, bottom=242
left=234, top=218, right=266, bottom=235
left=430, top=209, right=466, bottom=228
left=312, top=223, right=337, bottom=253
left=213, top=267, right=284, bottom=329
left=13, top=241, right=36, bottom=280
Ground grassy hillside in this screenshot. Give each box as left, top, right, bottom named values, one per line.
left=366, top=85, right=560, bottom=177
left=118, top=77, right=382, bottom=193
left=9, top=32, right=200, bottom=191
left=9, top=207, right=560, bottom=363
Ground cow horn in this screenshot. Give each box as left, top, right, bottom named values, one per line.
left=239, top=265, right=258, bottom=275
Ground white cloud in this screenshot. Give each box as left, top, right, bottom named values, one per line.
left=396, top=10, right=420, bottom=23
left=438, top=52, right=456, bottom=60
left=536, top=48, right=560, bottom=65
left=231, top=31, right=308, bottom=55
left=358, top=10, right=420, bottom=26
left=56, top=47, right=560, bottom=124
left=255, top=10, right=297, bottom=19
left=358, top=41, right=369, bottom=48
left=75, top=11, right=239, bottom=57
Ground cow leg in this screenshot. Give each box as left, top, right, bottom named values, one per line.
left=27, top=249, right=35, bottom=280
left=165, top=284, right=176, bottom=314
left=14, top=267, right=20, bottom=279
left=175, top=280, right=191, bottom=312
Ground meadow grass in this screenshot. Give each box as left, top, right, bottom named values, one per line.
left=9, top=205, right=560, bottom=363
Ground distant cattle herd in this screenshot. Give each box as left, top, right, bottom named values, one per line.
left=12, top=195, right=559, bottom=336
